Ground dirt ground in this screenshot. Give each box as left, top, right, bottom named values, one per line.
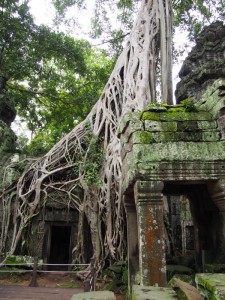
left=0, top=272, right=81, bottom=288
left=0, top=273, right=124, bottom=299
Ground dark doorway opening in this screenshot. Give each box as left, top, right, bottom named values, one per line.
left=163, top=183, right=220, bottom=272
left=83, top=214, right=93, bottom=263
left=49, top=225, right=71, bottom=270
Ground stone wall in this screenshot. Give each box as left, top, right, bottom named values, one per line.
left=175, top=21, right=225, bottom=103
left=119, top=79, right=225, bottom=285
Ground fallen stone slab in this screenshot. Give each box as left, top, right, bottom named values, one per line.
left=169, top=277, right=204, bottom=300
left=196, top=273, right=225, bottom=300
left=132, top=285, right=177, bottom=300
left=70, top=291, right=116, bottom=300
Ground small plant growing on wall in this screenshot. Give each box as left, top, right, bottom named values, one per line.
left=82, top=136, right=104, bottom=187
left=181, top=98, right=198, bottom=112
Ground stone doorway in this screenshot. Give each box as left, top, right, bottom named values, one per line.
left=43, top=223, right=73, bottom=271
left=125, top=180, right=225, bottom=287
left=164, top=183, right=221, bottom=270
left=48, top=225, right=72, bottom=270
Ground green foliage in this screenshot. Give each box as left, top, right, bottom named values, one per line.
left=52, top=0, right=140, bottom=57
left=0, top=0, right=114, bottom=154
left=173, top=0, right=225, bottom=40
left=21, top=43, right=113, bottom=153
left=52, top=0, right=225, bottom=49
left=180, top=98, right=198, bottom=112
left=0, top=267, right=23, bottom=279
left=106, top=261, right=128, bottom=298
left=56, top=282, right=81, bottom=288
left=83, top=137, right=104, bottom=186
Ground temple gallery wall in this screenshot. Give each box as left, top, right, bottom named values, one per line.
left=119, top=21, right=225, bottom=287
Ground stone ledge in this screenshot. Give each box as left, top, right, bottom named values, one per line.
left=132, top=285, right=177, bottom=300
left=70, top=291, right=116, bottom=300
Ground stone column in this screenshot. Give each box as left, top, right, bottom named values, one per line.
left=124, top=195, right=139, bottom=291
left=208, top=179, right=225, bottom=262
left=134, top=180, right=166, bottom=287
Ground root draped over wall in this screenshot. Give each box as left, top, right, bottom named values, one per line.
left=1, top=0, right=173, bottom=269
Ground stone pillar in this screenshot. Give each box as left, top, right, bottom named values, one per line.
left=124, top=195, right=139, bottom=291
left=208, top=180, right=225, bottom=212
left=208, top=179, right=225, bottom=262
left=134, top=180, right=166, bottom=287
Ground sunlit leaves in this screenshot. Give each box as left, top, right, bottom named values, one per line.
left=173, top=0, right=225, bottom=39
left=52, top=0, right=225, bottom=52
left=24, top=46, right=114, bottom=154
left=0, top=0, right=114, bottom=155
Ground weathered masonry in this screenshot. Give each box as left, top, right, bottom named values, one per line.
left=119, top=20, right=225, bottom=288
left=119, top=79, right=225, bottom=287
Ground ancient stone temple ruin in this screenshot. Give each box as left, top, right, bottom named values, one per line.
left=1, top=11, right=225, bottom=299
left=120, top=21, right=225, bottom=288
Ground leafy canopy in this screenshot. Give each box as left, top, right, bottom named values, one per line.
left=173, top=0, right=225, bottom=39
left=51, top=0, right=225, bottom=51
left=0, top=0, right=114, bottom=155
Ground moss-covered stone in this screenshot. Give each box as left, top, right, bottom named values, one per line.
left=72, top=291, right=116, bottom=300
left=199, top=80, right=225, bottom=117
left=176, top=121, right=198, bottom=131
left=132, top=131, right=220, bottom=144
left=160, top=111, right=213, bottom=122
left=196, top=273, right=225, bottom=300
left=141, top=110, right=213, bottom=122
left=144, top=120, right=177, bottom=132
left=168, top=276, right=202, bottom=300
left=197, top=121, right=217, bottom=130
left=142, top=111, right=161, bottom=121
left=132, top=285, right=177, bottom=300
left=168, top=274, right=195, bottom=287
left=118, top=112, right=142, bottom=135
left=132, top=141, right=225, bottom=162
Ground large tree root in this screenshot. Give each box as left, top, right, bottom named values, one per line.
left=1, top=0, right=172, bottom=269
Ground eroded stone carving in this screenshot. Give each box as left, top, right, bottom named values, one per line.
left=176, top=21, right=225, bottom=103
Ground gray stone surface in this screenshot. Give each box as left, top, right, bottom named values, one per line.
left=132, top=285, right=177, bottom=300
left=71, top=291, right=116, bottom=300
left=196, top=273, right=225, bottom=300
left=175, top=21, right=225, bottom=102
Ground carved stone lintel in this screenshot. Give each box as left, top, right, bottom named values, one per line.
left=134, top=180, right=164, bottom=206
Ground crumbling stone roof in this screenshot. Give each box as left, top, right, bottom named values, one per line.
left=175, top=21, right=225, bottom=103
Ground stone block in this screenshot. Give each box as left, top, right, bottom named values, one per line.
left=131, top=130, right=220, bottom=144
left=118, top=112, right=142, bottom=135
left=70, top=291, right=116, bottom=300
left=132, top=141, right=225, bottom=163
left=144, top=120, right=177, bottom=132
left=197, top=120, right=217, bottom=129
left=142, top=111, right=213, bottom=122
left=132, top=285, right=177, bottom=300
left=196, top=273, right=225, bottom=300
